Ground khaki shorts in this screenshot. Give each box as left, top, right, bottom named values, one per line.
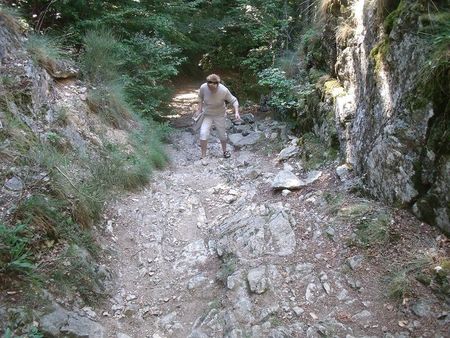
left=199, top=115, right=227, bottom=141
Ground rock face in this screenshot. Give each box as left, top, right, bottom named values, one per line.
left=322, top=1, right=449, bottom=233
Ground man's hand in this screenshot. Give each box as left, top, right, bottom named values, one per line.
left=235, top=111, right=241, bottom=120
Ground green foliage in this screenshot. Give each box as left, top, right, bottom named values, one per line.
left=354, top=211, right=393, bottom=248
left=258, top=67, right=299, bottom=116
left=1, top=306, right=44, bottom=338
left=324, top=191, right=344, bottom=214
left=0, top=5, right=26, bottom=35
left=0, top=110, right=36, bottom=155
left=53, top=106, right=69, bottom=127
left=0, top=223, right=35, bottom=275
left=386, top=270, right=410, bottom=299
left=91, top=142, right=148, bottom=192
left=130, top=119, right=170, bottom=171
left=14, top=194, right=99, bottom=254
left=370, top=38, right=391, bottom=73
left=338, top=203, right=397, bottom=248
left=26, top=34, right=68, bottom=68
left=299, top=28, right=327, bottom=70
left=383, top=0, right=405, bottom=34
left=122, top=33, right=186, bottom=117
left=81, top=28, right=123, bottom=85
left=384, top=253, right=437, bottom=301
left=417, top=10, right=450, bottom=100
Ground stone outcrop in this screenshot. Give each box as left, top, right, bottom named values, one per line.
left=318, top=1, right=449, bottom=233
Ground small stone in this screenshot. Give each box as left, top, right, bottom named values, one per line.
left=126, top=295, right=137, bottom=301
left=411, top=300, right=431, bottom=317
left=4, top=177, right=23, bottom=191
left=322, top=282, right=331, bottom=294
left=347, top=255, right=363, bottom=270
left=310, top=312, right=318, bottom=320
left=117, top=333, right=132, bottom=338
left=293, top=307, right=304, bottom=316
left=325, top=227, right=335, bottom=238
left=282, top=189, right=291, bottom=196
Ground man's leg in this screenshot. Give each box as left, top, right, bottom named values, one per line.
left=201, top=140, right=208, bottom=158
left=220, top=140, right=227, bottom=153
left=199, top=116, right=213, bottom=159
left=215, top=116, right=229, bottom=156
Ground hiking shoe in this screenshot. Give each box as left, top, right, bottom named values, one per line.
left=223, top=151, right=231, bottom=158
left=201, top=158, right=208, bottom=166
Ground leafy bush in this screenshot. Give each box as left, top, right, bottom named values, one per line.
left=299, top=28, right=327, bottom=70
left=122, top=33, right=186, bottom=117
left=257, top=67, right=299, bottom=116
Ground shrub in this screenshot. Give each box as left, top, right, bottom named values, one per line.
left=257, top=67, right=299, bottom=117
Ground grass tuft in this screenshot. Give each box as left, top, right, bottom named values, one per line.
left=86, top=84, right=132, bottom=129
left=336, top=21, right=354, bottom=45
left=0, top=223, right=35, bottom=276
left=0, top=5, right=26, bottom=35
left=81, top=28, right=122, bottom=84
left=354, top=211, right=392, bottom=248
left=50, top=245, right=108, bottom=304
left=26, top=34, right=71, bottom=74
left=386, top=270, right=410, bottom=299
left=417, top=10, right=450, bottom=98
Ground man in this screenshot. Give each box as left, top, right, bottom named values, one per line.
left=196, top=74, right=240, bottom=161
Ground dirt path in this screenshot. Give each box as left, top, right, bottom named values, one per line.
left=95, top=85, right=449, bottom=338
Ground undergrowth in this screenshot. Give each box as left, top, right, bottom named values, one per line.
left=384, top=252, right=449, bottom=301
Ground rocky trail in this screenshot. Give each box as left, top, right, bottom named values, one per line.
left=84, top=85, right=449, bottom=338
